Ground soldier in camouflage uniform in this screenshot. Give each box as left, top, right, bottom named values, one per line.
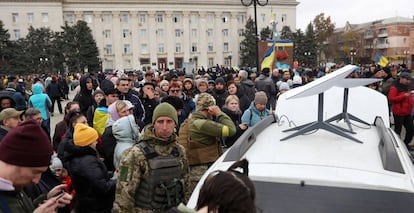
left=178, top=93, right=236, bottom=199
left=113, top=103, right=189, bottom=213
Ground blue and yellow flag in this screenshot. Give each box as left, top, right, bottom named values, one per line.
left=375, top=52, right=389, bottom=67
left=261, top=42, right=275, bottom=70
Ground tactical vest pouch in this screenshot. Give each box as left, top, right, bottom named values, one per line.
left=187, top=141, right=222, bottom=166
left=134, top=142, right=184, bottom=211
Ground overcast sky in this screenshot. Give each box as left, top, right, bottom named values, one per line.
left=296, top=0, right=413, bottom=30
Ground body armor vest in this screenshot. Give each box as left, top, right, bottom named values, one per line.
left=134, top=141, right=184, bottom=211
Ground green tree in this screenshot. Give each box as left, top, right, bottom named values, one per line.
left=60, top=23, right=79, bottom=73
left=10, top=26, right=55, bottom=74
left=280, top=25, right=294, bottom=40
left=292, top=29, right=305, bottom=65
left=10, top=39, right=33, bottom=75
left=0, top=20, right=13, bottom=74
left=240, top=17, right=257, bottom=68
left=58, top=21, right=101, bottom=73
left=303, top=23, right=318, bottom=67
left=75, top=21, right=101, bottom=73
left=313, top=13, right=335, bottom=62
left=342, top=31, right=361, bottom=64
left=260, top=26, right=272, bottom=41
left=51, top=31, right=66, bottom=74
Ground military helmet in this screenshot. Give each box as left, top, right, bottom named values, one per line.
left=195, top=93, right=216, bottom=111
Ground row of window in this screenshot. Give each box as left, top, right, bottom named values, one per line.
left=11, top=28, right=242, bottom=41
left=104, top=28, right=242, bottom=39
left=104, top=42, right=231, bottom=55
left=105, top=56, right=228, bottom=70
left=12, top=12, right=49, bottom=23
left=65, top=12, right=246, bottom=25
left=11, top=11, right=288, bottom=31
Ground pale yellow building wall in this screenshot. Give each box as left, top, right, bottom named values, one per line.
left=0, top=0, right=299, bottom=71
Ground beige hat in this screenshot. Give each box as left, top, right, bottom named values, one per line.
left=0, top=108, right=23, bottom=122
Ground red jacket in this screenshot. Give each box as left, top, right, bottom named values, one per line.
left=388, top=85, right=413, bottom=116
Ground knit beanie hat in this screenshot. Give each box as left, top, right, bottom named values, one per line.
left=254, top=91, right=268, bottom=105
left=183, top=78, right=193, bottom=86
left=195, top=93, right=216, bottom=111
left=74, top=123, right=99, bottom=147
left=51, top=157, right=63, bottom=172
left=215, top=77, right=225, bottom=85
left=279, top=82, right=290, bottom=91
left=92, top=89, right=105, bottom=97
left=197, top=79, right=209, bottom=88
left=100, top=79, right=117, bottom=95
left=0, top=120, right=52, bottom=167
left=152, top=103, right=178, bottom=124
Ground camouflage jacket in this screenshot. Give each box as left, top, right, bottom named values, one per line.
left=113, top=125, right=190, bottom=213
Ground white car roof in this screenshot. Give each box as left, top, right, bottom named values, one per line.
left=187, top=68, right=414, bottom=209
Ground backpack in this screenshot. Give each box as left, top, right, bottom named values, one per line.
left=177, top=117, right=192, bottom=150
left=177, top=116, right=222, bottom=165
left=93, top=106, right=110, bottom=136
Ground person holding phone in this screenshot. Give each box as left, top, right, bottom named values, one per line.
left=388, top=71, right=414, bottom=150
left=222, top=95, right=247, bottom=148
left=0, top=120, right=72, bottom=213
left=139, top=81, right=159, bottom=127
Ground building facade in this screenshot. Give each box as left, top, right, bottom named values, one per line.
left=0, top=0, right=299, bottom=71
left=323, top=16, right=414, bottom=69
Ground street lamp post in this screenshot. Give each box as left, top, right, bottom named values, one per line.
left=304, top=52, right=311, bottom=66
left=404, top=50, right=410, bottom=65
left=350, top=50, right=356, bottom=65
left=241, top=0, right=269, bottom=73
left=193, top=55, right=198, bottom=71
left=39, top=57, right=49, bottom=73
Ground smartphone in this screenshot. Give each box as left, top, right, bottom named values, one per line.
left=54, top=190, right=65, bottom=199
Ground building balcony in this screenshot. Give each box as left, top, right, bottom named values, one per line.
left=377, top=32, right=388, bottom=37
left=364, top=34, right=374, bottom=39
left=376, top=43, right=388, bottom=49
left=364, top=45, right=373, bottom=49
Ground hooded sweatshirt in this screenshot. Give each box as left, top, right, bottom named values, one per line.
left=112, top=115, right=140, bottom=169
left=73, top=74, right=94, bottom=116
left=28, top=83, right=52, bottom=120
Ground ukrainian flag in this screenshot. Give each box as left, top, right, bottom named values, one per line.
left=375, top=52, right=389, bottom=67
left=261, top=42, right=275, bottom=70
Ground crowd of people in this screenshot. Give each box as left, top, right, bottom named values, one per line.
left=0, top=62, right=413, bottom=212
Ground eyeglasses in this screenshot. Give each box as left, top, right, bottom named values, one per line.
left=169, top=89, right=181, bottom=93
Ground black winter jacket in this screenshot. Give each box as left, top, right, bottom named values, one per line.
left=73, top=74, right=94, bottom=116
left=222, top=107, right=245, bottom=147
left=119, top=90, right=145, bottom=128
left=65, top=143, right=116, bottom=213
left=99, top=125, right=116, bottom=172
